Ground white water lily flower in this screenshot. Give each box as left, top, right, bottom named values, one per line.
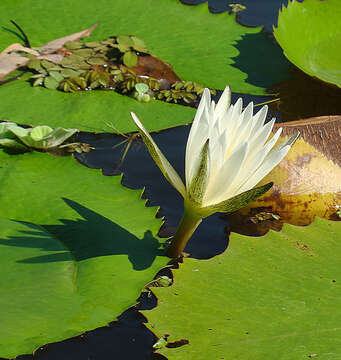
left=132, top=86, right=298, bottom=215
left=131, top=86, right=298, bottom=257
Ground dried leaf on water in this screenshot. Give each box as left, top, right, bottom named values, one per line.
left=38, top=23, right=98, bottom=54
left=0, top=43, right=39, bottom=81
left=228, top=115, right=341, bottom=235
left=0, top=23, right=98, bottom=81
left=132, top=54, right=181, bottom=85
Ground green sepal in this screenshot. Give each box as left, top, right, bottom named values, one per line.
left=189, top=182, right=273, bottom=218
left=131, top=112, right=186, bottom=197
left=188, top=139, right=209, bottom=206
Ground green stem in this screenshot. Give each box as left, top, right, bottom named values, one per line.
left=165, top=209, right=202, bottom=258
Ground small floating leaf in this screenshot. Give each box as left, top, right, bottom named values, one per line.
left=0, top=138, right=28, bottom=151
left=60, top=54, right=84, bottom=66
left=30, top=125, right=53, bottom=141
left=77, top=61, right=92, bottom=70
left=32, top=77, right=44, bottom=87
left=49, top=71, right=64, bottom=82
left=27, top=59, right=44, bottom=72
left=60, top=68, right=82, bottom=78
left=69, top=76, right=87, bottom=89
left=86, top=57, right=106, bottom=65
left=44, top=76, right=59, bottom=90
left=117, top=35, right=134, bottom=47
left=135, top=82, right=149, bottom=94
left=64, top=40, right=82, bottom=50
left=84, top=41, right=102, bottom=48
left=40, top=60, right=56, bottom=70
left=72, top=48, right=94, bottom=58
left=131, top=36, right=147, bottom=52
left=123, top=51, right=138, bottom=67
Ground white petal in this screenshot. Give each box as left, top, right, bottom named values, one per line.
left=186, top=117, right=210, bottom=188
left=250, top=105, right=268, bottom=136
left=224, top=102, right=255, bottom=154
left=208, top=100, right=216, bottom=129
left=241, top=101, right=254, bottom=124
left=215, top=85, right=231, bottom=122
left=247, top=118, right=276, bottom=155
left=204, top=142, right=249, bottom=205
left=222, top=98, right=243, bottom=153
left=231, top=98, right=243, bottom=126
left=234, top=127, right=283, bottom=188
left=131, top=112, right=186, bottom=197
left=185, top=89, right=211, bottom=186
left=236, top=144, right=291, bottom=194
left=209, top=130, right=226, bottom=179
left=220, top=102, right=234, bottom=133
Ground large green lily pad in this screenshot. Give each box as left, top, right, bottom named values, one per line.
left=144, top=218, right=341, bottom=359
left=0, top=0, right=289, bottom=133
left=274, top=0, right=341, bottom=88
left=0, top=151, right=168, bottom=358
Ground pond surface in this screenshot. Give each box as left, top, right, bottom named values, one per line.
left=9, top=0, right=341, bottom=359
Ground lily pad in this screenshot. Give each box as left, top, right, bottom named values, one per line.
left=144, top=217, right=341, bottom=359
left=0, top=150, right=168, bottom=358
left=274, top=0, right=341, bottom=88
left=0, top=0, right=289, bottom=133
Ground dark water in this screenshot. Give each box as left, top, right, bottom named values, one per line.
left=181, top=0, right=289, bottom=30
left=8, top=0, right=336, bottom=359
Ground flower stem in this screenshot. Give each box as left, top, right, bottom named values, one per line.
left=165, top=210, right=202, bottom=258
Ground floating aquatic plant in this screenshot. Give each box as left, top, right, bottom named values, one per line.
left=133, top=83, right=152, bottom=103
left=0, top=122, right=79, bottom=152
left=26, top=35, right=216, bottom=106
left=132, top=86, right=299, bottom=257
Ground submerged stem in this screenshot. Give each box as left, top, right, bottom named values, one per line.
left=165, top=209, right=202, bottom=258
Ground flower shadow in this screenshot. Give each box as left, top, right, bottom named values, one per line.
left=0, top=198, right=164, bottom=271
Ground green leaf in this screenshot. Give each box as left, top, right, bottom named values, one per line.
left=144, top=217, right=341, bottom=359
left=86, top=57, right=107, bottom=65
left=0, top=151, right=168, bottom=358
left=0, top=121, right=20, bottom=139
left=123, top=51, right=138, bottom=67
left=274, top=0, right=341, bottom=88
left=135, top=82, right=149, bottom=94
left=0, top=0, right=290, bottom=133
left=60, top=68, right=83, bottom=78
left=131, top=36, right=147, bottom=52
left=49, top=70, right=65, bottom=82
left=0, top=138, right=27, bottom=151
left=44, top=75, right=59, bottom=90
left=3, top=123, right=78, bottom=149
left=117, top=35, right=134, bottom=47
left=29, top=125, right=54, bottom=140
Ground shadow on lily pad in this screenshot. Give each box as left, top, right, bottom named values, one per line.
left=231, top=31, right=292, bottom=91
left=0, top=198, right=164, bottom=271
